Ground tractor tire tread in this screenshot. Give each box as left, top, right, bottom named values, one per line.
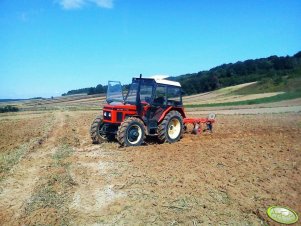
left=157, top=110, right=183, bottom=143
left=90, top=115, right=106, bottom=144
left=117, top=117, right=146, bottom=147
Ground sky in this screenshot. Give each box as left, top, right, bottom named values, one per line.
left=0, top=0, right=300, bottom=99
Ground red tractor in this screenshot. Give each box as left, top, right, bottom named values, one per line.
left=90, top=75, right=215, bottom=147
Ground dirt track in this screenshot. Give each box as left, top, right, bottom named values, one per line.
left=0, top=111, right=300, bottom=225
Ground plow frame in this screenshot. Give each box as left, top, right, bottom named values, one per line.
left=183, top=115, right=216, bottom=134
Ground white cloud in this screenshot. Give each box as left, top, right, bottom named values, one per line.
left=93, top=0, right=113, bottom=9
left=57, top=0, right=113, bottom=10
left=59, top=0, right=85, bottom=9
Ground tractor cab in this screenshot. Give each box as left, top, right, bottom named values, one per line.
left=106, top=76, right=183, bottom=107
left=103, top=76, right=185, bottom=125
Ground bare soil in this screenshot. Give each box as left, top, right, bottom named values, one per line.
left=0, top=113, right=50, bottom=153
left=0, top=111, right=300, bottom=225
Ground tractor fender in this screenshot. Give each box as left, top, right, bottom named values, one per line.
left=123, top=114, right=149, bottom=134
left=158, top=107, right=186, bottom=123
left=124, top=114, right=143, bottom=122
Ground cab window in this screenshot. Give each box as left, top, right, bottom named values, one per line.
left=153, top=86, right=166, bottom=106
left=167, top=86, right=182, bottom=106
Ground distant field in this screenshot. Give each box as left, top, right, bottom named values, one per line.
left=185, top=91, right=301, bottom=108
left=0, top=94, right=106, bottom=112
left=183, top=82, right=284, bottom=105
left=1, top=81, right=301, bottom=113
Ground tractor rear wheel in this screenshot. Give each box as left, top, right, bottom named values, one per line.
left=158, top=110, right=183, bottom=143
left=117, top=117, right=146, bottom=147
left=90, top=116, right=107, bottom=144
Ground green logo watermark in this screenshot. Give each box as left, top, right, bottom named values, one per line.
left=267, top=206, right=299, bottom=224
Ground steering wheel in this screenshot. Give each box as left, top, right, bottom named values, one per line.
left=140, top=101, right=149, bottom=106
left=144, top=97, right=151, bottom=103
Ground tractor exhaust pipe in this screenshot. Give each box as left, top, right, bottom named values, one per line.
left=136, top=74, right=142, bottom=115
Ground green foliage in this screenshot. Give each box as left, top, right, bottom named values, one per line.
left=87, top=84, right=108, bottom=95
left=176, top=51, right=301, bottom=95
left=30, top=97, right=43, bottom=100
left=62, top=87, right=92, bottom=96
left=61, top=51, right=301, bottom=96
left=62, top=83, right=131, bottom=96
left=62, top=84, right=108, bottom=96
left=234, top=71, right=301, bottom=95
left=0, top=105, right=19, bottom=113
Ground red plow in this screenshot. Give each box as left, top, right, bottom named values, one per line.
left=183, top=113, right=216, bottom=134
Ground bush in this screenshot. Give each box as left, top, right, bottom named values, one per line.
left=0, top=105, right=19, bottom=113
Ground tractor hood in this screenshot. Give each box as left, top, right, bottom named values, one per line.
left=103, top=103, right=136, bottom=111
left=102, top=103, right=137, bottom=123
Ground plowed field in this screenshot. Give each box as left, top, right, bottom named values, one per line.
left=0, top=111, right=300, bottom=225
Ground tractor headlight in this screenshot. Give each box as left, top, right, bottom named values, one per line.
left=103, top=111, right=111, bottom=119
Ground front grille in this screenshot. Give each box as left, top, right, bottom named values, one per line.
left=117, top=112, right=123, bottom=122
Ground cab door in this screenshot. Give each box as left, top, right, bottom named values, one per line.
left=144, top=85, right=168, bottom=135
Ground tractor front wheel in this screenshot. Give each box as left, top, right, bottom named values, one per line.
left=158, top=110, right=183, bottom=143
left=117, top=117, right=146, bottom=147
left=90, top=116, right=107, bottom=144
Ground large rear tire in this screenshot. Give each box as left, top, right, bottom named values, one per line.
left=90, top=116, right=107, bottom=144
left=158, top=110, right=183, bottom=143
left=117, top=117, right=146, bottom=147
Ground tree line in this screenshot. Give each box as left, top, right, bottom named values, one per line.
left=0, top=105, right=19, bottom=113
left=62, top=84, right=108, bottom=96
left=174, top=51, right=301, bottom=95
left=62, top=51, right=301, bottom=96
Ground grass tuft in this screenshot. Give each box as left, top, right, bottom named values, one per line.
left=0, top=145, right=27, bottom=181
left=53, top=144, right=74, bottom=167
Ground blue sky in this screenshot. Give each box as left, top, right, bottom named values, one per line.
left=0, top=0, right=300, bottom=98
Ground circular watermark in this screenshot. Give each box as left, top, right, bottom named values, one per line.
left=267, top=206, right=299, bottom=224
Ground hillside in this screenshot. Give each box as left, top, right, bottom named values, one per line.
left=175, top=51, right=301, bottom=95
left=1, top=82, right=300, bottom=115
left=62, top=51, right=301, bottom=96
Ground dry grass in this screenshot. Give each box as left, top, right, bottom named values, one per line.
left=24, top=145, right=76, bottom=225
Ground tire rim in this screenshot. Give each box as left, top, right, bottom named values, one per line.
left=168, top=118, right=181, bottom=139
left=127, top=124, right=142, bottom=145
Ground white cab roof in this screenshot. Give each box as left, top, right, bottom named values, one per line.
left=149, top=75, right=181, bottom=87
